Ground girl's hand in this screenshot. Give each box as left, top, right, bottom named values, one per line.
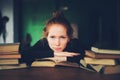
left=47, top=52, right=80, bottom=62
left=54, top=52, right=80, bottom=57
left=43, top=56, right=67, bottom=62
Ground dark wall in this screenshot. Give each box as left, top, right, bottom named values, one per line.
left=57, top=0, right=120, bottom=49
left=16, top=0, right=120, bottom=49
left=14, top=0, right=22, bottom=42
left=20, top=0, right=55, bottom=45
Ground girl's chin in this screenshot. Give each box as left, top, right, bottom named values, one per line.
left=54, top=50, right=63, bottom=52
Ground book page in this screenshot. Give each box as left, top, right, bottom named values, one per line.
left=55, top=61, right=80, bottom=67
left=32, top=58, right=80, bottom=68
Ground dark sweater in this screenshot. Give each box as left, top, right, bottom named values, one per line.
left=19, top=38, right=85, bottom=66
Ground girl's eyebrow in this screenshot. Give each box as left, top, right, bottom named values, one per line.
left=60, top=35, right=68, bottom=38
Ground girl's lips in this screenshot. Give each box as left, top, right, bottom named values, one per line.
left=54, top=48, right=62, bottom=51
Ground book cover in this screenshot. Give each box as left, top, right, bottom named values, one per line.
left=0, top=63, right=26, bottom=70
left=79, top=60, right=97, bottom=72
left=101, top=65, right=120, bottom=74
left=83, top=64, right=120, bottom=74
left=80, top=59, right=120, bottom=74
left=85, top=50, right=120, bottom=59
left=0, top=43, right=19, bottom=53
left=0, top=59, right=19, bottom=65
left=0, top=52, right=19, bottom=55
left=0, top=54, right=21, bottom=59
left=86, top=64, right=103, bottom=72
left=31, top=58, right=80, bottom=68
left=84, top=57, right=117, bottom=65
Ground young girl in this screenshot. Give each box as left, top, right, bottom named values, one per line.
left=19, top=11, right=85, bottom=67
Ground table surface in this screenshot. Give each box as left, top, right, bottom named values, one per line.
left=0, top=67, right=120, bottom=80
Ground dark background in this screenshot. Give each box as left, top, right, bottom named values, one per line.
left=1, top=0, right=120, bottom=50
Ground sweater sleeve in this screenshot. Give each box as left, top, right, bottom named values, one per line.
left=19, top=38, right=54, bottom=65
left=66, top=38, right=85, bottom=64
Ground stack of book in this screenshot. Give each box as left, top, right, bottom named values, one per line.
left=0, top=43, right=26, bottom=70
left=84, top=46, right=120, bottom=74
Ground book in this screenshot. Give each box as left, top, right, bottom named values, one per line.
left=84, top=57, right=117, bottom=65
left=0, top=54, right=21, bottom=59
left=0, top=63, right=26, bottom=70
left=80, top=59, right=120, bottom=74
left=88, top=64, right=120, bottom=74
left=0, top=59, right=19, bottom=65
left=79, top=59, right=97, bottom=72
left=91, top=47, right=120, bottom=54
left=0, top=43, right=19, bottom=53
left=0, top=52, right=19, bottom=55
left=79, top=59, right=105, bottom=72
left=85, top=50, right=120, bottom=59
left=31, top=58, right=80, bottom=68
left=101, top=65, right=120, bottom=74
left=86, top=64, right=103, bottom=72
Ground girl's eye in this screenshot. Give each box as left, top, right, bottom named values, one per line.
left=60, top=36, right=66, bottom=39
left=50, top=36, right=55, bottom=38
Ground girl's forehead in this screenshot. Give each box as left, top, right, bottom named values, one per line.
left=48, top=24, right=66, bottom=30
left=48, top=24, right=68, bottom=36
left=49, top=24, right=66, bottom=31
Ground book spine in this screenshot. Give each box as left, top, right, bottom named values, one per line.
left=0, top=54, right=21, bottom=59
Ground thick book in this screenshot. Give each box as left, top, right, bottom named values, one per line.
left=80, top=59, right=120, bottom=74
left=89, top=64, right=120, bottom=74
left=79, top=59, right=97, bottom=72
left=91, top=47, right=120, bottom=54
left=0, top=43, right=19, bottom=53
left=101, top=65, right=120, bottom=74
left=85, top=50, right=120, bottom=59
left=84, top=57, right=117, bottom=65
left=31, top=58, right=80, bottom=68
left=0, top=54, right=21, bottom=59
left=0, top=59, right=19, bottom=65
left=0, top=52, right=19, bottom=55
left=0, top=63, right=26, bottom=70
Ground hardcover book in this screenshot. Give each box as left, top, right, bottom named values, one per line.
left=0, top=59, right=19, bottom=65
left=0, top=43, right=19, bottom=53
left=84, top=57, right=117, bottom=65
left=91, top=47, right=120, bottom=54
left=85, top=50, right=120, bottom=59
left=0, top=63, right=26, bottom=70
left=31, top=58, right=80, bottom=68
left=0, top=54, right=21, bottom=59
left=101, top=65, right=120, bottom=74
left=88, top=64, right=120, bottom=74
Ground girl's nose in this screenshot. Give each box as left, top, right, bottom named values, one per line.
left=55, top=38, right=60, bottom=46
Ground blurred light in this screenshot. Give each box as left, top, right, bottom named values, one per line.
left=60, top=6, right=68, bottom=11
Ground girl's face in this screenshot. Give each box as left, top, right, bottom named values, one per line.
left=47, top=24, right=70, bottom=52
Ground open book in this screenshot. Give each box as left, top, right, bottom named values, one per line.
left=31, top=58, right=80, bottom=68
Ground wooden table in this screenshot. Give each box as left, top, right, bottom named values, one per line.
left=0, top=67, right=120, bottom=80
